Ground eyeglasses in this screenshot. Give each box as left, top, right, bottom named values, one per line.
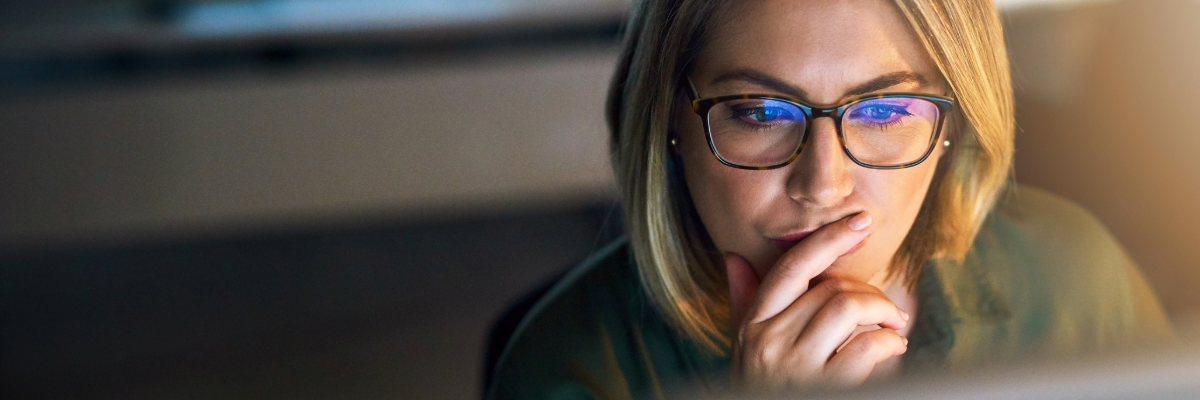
left=686, top=78, right=955, bottom=170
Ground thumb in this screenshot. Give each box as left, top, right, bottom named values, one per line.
left=724, top=252, right=761, bottom=328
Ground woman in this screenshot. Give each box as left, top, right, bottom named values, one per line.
left=486, top=0, right=1173, bottom=398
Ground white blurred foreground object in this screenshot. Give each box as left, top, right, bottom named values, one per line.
left=995, top=0, right=1117, bottom=10
left=702, top=341, right=1200, bottom=400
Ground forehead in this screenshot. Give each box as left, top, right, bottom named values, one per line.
left=697, top=0, right=940, bottom=100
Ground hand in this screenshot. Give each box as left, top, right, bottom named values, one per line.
left=725, top=213, right=909, bottom=392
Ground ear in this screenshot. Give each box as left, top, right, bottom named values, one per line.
left=934, top=105, right=964, bottom=160
left=667, top=82, right=694, bottom=155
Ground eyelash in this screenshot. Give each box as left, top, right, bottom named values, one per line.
left=728, top=107, right=797, bottom=130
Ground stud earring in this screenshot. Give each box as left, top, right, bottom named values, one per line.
left=944, top=140, right=951, bottom=147
left=670, top=138, right=678, bottom=146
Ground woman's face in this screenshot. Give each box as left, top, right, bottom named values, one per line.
left=676, top=0, right=950, bottom=285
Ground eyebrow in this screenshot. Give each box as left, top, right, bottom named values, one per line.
left=709, top=69, right=930, bottom=101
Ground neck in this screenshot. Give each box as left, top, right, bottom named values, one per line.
left=864, top=269, right=919, bottom=381
left=869, top=268, right=919, bottom=335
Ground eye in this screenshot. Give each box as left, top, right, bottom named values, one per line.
left=731, top=106, right=797, bottom=123
left=848, top=101, right=914, bottom=126
left=863, top=105, right=896, bottom=119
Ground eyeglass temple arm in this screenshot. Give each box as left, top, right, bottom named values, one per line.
left=684, top=76, right=700, bottom=100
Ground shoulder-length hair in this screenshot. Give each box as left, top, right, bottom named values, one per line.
left=606, top=0, right=1014, bottom=353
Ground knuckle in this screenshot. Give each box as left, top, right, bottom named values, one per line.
left=740, top=325, right=778, bottom=348
left=817, top=278, right=883, bottom=297
left=757, top=340, right=785, bottom=363
left=735, top=324, right=754, bottom=344
left=816, top=278, right=855, bottom=293
left=735, top=324, right=802, bottom=371
left=741, top=337, right=785, bottom=371
left=827, top=292, right=864, bottom=314
left=736, top=324, right=764, bottom=350
left=753, top=320, right=781, bottom=339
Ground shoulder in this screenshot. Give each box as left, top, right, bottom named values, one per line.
left=969, top=185, right=1173, bottom=352
left=486, top=239, right=707, bottom=400
left=486, top=239, right=636, bottom=400
left=982, top=185, right=1133, bottom=296
left=981, top=185, right=1124, bottom=284
left=988, top=184, right=1114, bottom=256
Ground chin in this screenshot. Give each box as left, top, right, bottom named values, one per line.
left=815, top=262, right=876, bottom=283
left=815, top=249, right=884, bottom=284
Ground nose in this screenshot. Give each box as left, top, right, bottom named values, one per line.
left=786, top=117, right=854, bottom=207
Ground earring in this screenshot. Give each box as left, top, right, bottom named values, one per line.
left=943, top=140, right=951, bottom=147
left=670, top=138, right=678, bottom=146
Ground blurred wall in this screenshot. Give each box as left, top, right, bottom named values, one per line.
left=0, top=41, right=623, bottom=400
left=0, top=45, right=617, bottom=249
left=1006, top=0, right=1200, bottom=321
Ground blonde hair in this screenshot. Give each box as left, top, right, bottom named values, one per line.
left=606, top=0, right=1014, bottom=353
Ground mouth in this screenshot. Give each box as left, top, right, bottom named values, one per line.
left=770, top=230, right=814, bottom=253
left=769, top=213, right=867, bottom=254
left=772, top=231, right=868, bottom=255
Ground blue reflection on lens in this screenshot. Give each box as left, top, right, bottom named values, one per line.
left=848, top=101, right=913, bottom=127
left=729, top=101, right=801, bottom=124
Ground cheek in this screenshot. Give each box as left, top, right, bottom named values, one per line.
left=679, top=144, right=762, bottom=248
left=859, top=167, right=933, bottom=226
left=864, top=128, right=947, bottom=217
left=675, top=120, right=779, bottom=254
left=854, top=153, right=942, bottom=264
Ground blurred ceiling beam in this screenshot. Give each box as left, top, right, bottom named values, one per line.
left=0, top=0, right=631, bottom=60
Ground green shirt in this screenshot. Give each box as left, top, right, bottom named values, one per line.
left=485, top=186, right=1174, bottom=400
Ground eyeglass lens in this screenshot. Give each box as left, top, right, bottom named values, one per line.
left=707, top=97, right=940, bottom=167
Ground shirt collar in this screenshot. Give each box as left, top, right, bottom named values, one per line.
left=903, top=255, right=1013, bottom=370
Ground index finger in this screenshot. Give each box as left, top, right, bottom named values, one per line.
left=745, top=212, right=872, bottom=323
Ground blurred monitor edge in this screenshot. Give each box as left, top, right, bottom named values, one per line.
left=697, top=339, right=1200, bottom=400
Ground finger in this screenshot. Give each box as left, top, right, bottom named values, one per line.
left=798, top=291, right=908, bottom=357
left=724, top=252, right=761, bottom=329
left=746, top=212, right=872, bottom=323
left=768, top=278, right=882, bottom=337
left=823, top=328, right=906, bottom=386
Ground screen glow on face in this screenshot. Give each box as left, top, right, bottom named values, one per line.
left=843, top=98, right=939, bottom=165
left=706, top=97, right=941, bottom=167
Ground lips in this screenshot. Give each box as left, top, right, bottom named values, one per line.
left=771, top=230, right=868, bottom=255
left=771, top=230, right=814, bottom=253
left=769, top=213, right=867, bottom=254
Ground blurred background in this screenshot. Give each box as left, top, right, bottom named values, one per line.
left=0, top=0, right=1198, bottom=398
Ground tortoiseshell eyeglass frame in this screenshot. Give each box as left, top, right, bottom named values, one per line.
left=684, top=77, right=956, bottom=170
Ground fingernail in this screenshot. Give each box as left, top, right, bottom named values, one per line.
left=848, top=213, right=872, bottom=231
left=902, top=337, right=909, bottom=346
left=900, top=310, right=910, bottom=321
